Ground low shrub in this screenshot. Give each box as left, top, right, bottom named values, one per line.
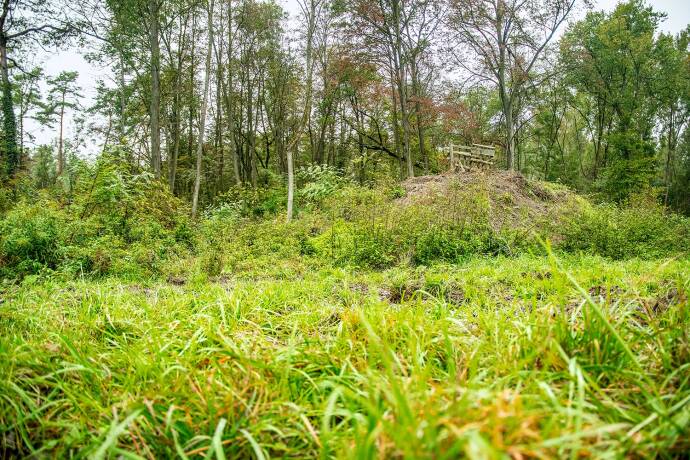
left=558, top=194, right=690, bottom=259
left=0, top=155, right=193, bottom=279
left=0, top=199, right=66, bottom=276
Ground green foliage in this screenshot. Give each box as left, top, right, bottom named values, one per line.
left=596, top=157, right=657, bottom=202
left=1, top=81, right=19, bottom=178
left=0, top=199, right=64, bottom=276
left=297, top=164, right=348, bottom=204
left=310, top=182, right=543, bottom=268
left=0, top=154, right=192, bottom=278
left=555, top=0, right=679, bottom=201
left=559, top=192, right=690, bottom=259
left=32, top=145, right=56, bottom=188
left=2, top=256, right=689, bottom=457
left=213, top=183, right=287, bottom=218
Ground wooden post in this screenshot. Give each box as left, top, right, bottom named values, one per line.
left=449, top=144, right=455, bottom=172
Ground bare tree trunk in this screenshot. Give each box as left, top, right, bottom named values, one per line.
left=286, top=0, right=319, bottom=222
left=664, top=108, right=675, bottom=206
left=286, top=142, right=295, bottom=221
left=192, top=0, right=215, bottom=217
left=389, top=70, right=403, bottom=178
left=222, top=0, right=240, bottom=185
left=169, top=15, right=188, bottom=193
left=410, top=61, right=427, bottom=174
left=391, top=0, right=413, bottom=178
left=119, top=54, right=127, bottom=143
left=57, top=92, right=65, bottom=175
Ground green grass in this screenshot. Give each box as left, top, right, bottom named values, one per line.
left=1, top=254, right=689, bottom=458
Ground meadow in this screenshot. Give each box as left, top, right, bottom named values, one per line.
left=2, top=167, right=689, bottom=458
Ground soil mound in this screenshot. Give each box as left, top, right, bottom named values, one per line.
left=398, top=170, right=573, bottom=229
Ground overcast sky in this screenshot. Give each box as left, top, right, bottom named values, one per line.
left=27, top=0, right=690, bottom=152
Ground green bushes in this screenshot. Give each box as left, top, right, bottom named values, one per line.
left=2, top=164, right=688, bottom=279
left=0, top=156, right=193, bottom=279
left=0, top=200, right=65, bottom=276
left=558, top=195, right=690, bottom=259
left=308, top=180, right=689, bottom=269
left=297, top=164, right=349, bottom=206
left=213, top=184, right=287, bottom=218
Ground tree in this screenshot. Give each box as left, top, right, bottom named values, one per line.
left=286, top=0, right=321, bottom=221
left=0, top=0, right=75, bottom=180
left=560, top=0, right=664, bottom=200
left=346, top=0, right=419, bottom=178
left=447, top=0, right=578, bottom=170
left=41, top=71, right=81, bottom=176
left=654, top=27, right=690, bottom=205
left=191, top=0, right=214, bottom=217
left=32, top=144, right=56, bottom=188
left=148, top=0, right=163, bottom=179
left=13, top=66, right=43, bottom=155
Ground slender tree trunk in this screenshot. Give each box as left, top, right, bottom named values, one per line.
left=169, top=71, right=182, bottom=192
left=118, top=53, right=127, bottom=144
left=169, top=16, right=188, bottom=193
left=189, top=11, right=196, bottom=175
left=494, top=4, right=515, bottom=171
left=149, top=0, right=162, bottom=179
left=286, top=0, right=318, bottom=222
left=505, top=99, right=515, bottom=170
left=226, top=0, right=241, bottom=185
left=18, top=99, right=24, bottom=159
left=410, top=61, right=426, bottom=174
left=286, top=142, right=295, bottom=222
left=57, top=93, right=65, bottom=175
left=391, top=0, right=413, bottom=178
left=664, top=108, right=675, bottom=206
left=389, top=71, right=403, bottom=178
left=192, top=0, right=215, bottom=217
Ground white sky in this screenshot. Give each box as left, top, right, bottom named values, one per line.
left=25, top=0, right=690, bottom=152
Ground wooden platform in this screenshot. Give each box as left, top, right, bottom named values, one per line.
left=440, top=143, right=495, bottom=171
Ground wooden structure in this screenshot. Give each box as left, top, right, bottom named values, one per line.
left=440, top=143, right=495, bottom=172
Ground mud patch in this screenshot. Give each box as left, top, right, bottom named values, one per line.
left=588, top=285, right=623, bottom=300
left=349, top=283, right=369, bottom=295
left=167, top=276, right=186, bottom=286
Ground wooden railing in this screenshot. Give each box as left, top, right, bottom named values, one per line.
left=440, top=143, right=495, bottom=172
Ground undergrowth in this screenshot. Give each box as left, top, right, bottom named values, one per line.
left=1, top=167, right=690, bottom=457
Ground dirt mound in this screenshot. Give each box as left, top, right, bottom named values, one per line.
left=398, top=170, right=572, bottom=230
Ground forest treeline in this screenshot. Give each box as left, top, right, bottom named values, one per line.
left=0, top=0, right=688, bottom=214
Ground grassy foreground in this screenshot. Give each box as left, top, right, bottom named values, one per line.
left=1, top=254, right=689, bottom=458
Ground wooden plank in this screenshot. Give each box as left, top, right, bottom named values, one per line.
left=443, top=143, right=494, bottom=170
left=469, top=158, right=493, bottom=165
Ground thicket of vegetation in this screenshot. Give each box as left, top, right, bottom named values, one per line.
left=1, top=0, right=689, bottom=458
left=2, top=157, right=689, bottom=281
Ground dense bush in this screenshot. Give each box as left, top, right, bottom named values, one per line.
left=213, top=184, right=287, bottom=218
left=297, top=164, right=349, bottom=206
left=2, top=164, right=688, bottom=279
left=0, top=155, right=193, bottom=278
left=0, top=199, right=65, bottom=276
left=307, top=180, right=689, bottom=268
left=558, top=195, right=690, bottom=259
